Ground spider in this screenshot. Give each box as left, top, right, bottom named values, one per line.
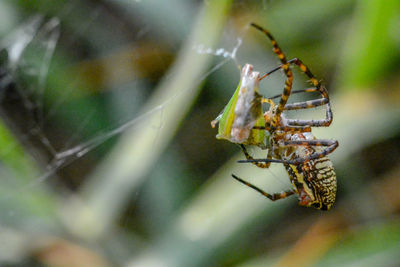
left=234, top=106, right=338, bottom=210
left=212, top=23, right=338, bottom=210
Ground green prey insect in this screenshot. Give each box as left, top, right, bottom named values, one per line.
left=210, top=62, right=294, bottom=149
left=211, top=63, right=267, bottom=148
left=212, top=23, right=338, bottom=210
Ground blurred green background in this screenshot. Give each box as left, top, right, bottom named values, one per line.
left=0, top=0, right=399, bottom=266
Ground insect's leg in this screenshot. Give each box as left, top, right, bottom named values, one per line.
left=232, top=174, right=295, bottom=201
left=210, top=111, right=223, bottom=128
left=250, top=23, right=293, bottom=121
left=240, top=144, right=271, bottom=168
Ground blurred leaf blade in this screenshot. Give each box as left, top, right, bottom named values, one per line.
left=337, top=0, right=400, bottom=90
left=62, top=0, right=233, bottom=241
left=317, top=221, right=400, bottom=266
left=128, top=91, right=400, bottom=266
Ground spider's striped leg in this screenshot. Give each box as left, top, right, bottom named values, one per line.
left=232, top=174, right=295, bottom=201
left=257, top=96, right=312, bottom=132
left=268, top=88, right=319, bottom=100
left=283, top=98, right=329, bottom=110
left=282, top=139, right=338, bottom=164
left=250, top=23, right=293, bottom=121
left=261, top=58, right=333, bottom=127
left=285, top=117, right=332, bottom=127
left=260, top=58, right=329, bottom=110
left=252, top=125, right=311, bottom=132
left=268, top=85, right=329, bottom=111
left=285, top=100, right=332, bottom=127
left=238, top=158, right=294, bottom=164
left=288, top=58, right=329, bottom=97
left=283, top=58, right=332, bottom=127
left=272, top=87, right=333, bottom=126
left=238, top=139, right=338, bottom=165
left=240, top=144, right=271, bottom=169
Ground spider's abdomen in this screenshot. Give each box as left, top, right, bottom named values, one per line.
left=303, top=157, right=336, bottom=210
left=273, top=132, right=337, bottom=210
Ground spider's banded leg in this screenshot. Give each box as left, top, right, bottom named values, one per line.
left=285, top=117, right=332, bottom=127
left=261, top=57, right=332, bottom=126
left=268, top=86, right=329, bottom=110
left=283, top=139, right=338, bottom=164
left=259, top=64, right=283, bottom=81
left=240, top=144, right=271, bottom=168
left=283, top=139, right=338, bottom=147
left=232, top=174, right=295, bottom=201
left=288, top=58, right=328, bottom=97
left=238, top=158, right=299, bottom=165
left=238, top=139, right=338, bottom=165
left=250, top=23, right=293, bottom=120
left=285, top=101, right=332, bottom=126
left=269, top=88, right=319, bottom=100
left=256, top=98, right=312, bottom=132
left=284, top=57, right=332, bottom=127
left=285, top=99, right=332, bottom=126
left=260, top=58, right=328, bottom=100
left=284, top=98, right=328, bottom=110
left=264, top=57, right=328, bottom=99
left=252, top=125, right=311, bottom=132
left=259, top=96, right=318, bottom=130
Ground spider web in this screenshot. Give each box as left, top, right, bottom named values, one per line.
left=0, top=1, right=301, bottom=235
left=0, top=12, right=245, bottom=202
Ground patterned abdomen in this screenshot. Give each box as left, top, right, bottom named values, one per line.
left=302, top=156, right=336, bottom=210
left=275, top=132, right=337, bottom=210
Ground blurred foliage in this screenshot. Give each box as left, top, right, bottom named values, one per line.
left=0, top=0, right=399, bottom=266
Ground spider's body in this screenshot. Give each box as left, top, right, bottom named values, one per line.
left=225, top=23, right=338, bottom=210
left=237, top=104, right=337, bottom=210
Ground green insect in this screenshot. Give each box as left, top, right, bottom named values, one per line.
left=211, top=63, right=267, bottom=148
